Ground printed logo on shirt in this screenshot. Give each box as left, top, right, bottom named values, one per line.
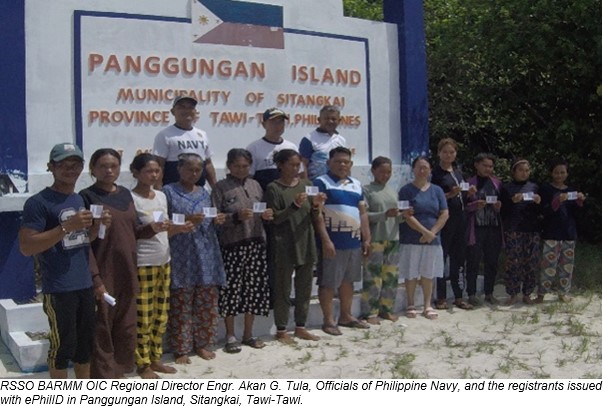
left=59, top=208, right=90, bottom=249
left=177, top=139, right=206, bottom=150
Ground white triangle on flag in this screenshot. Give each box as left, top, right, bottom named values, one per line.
left=191, top=0, right=222, bottom=40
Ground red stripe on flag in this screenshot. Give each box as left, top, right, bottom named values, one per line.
left=194, top=22, right=284, bottom=49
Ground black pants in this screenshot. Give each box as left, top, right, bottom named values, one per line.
left=436, top=211, right=466, bottom=300
left=466, top=227, right=502, bottom=296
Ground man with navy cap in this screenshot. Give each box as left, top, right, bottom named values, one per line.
left=153, top=95, right=217, bottom=188
left=19, top=143, right=110, bottom=378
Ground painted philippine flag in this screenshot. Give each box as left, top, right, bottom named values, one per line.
left=192, top=0, right=285, bottom=49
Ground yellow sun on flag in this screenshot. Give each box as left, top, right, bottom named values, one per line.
left=198, top=15, right=209, bottom=25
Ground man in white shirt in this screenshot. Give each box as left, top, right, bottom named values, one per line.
left=246, top=107, right=301, bottom=191
left=152, top=96, right=217, bottom=188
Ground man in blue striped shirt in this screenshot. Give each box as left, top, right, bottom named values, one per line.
left=313, top=147, right=371, bottom=335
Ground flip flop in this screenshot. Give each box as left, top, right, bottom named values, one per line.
left=406, top=306, right=417, bottom=318
left=423, top=308, right=438, bottom=320
left=224, top=341, right=241, bottom=354
left=338, top=319, right=370, bottom=329
left=454, top=300, right=474, bottom=310
left=321, top=324, right=342, bottom=336
left=241, top=337, right=266, bottom=349
left=435, top=300, right=449, bottom=310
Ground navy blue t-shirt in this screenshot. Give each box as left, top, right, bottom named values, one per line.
left=21, top=188, right=92, bottom=293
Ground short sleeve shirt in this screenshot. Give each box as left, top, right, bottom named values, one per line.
left=314, top=173, right=363, bottom=250
left=153, top=125, right=213, bottom=185
left=246, top=137, right=299, bottom=190
left=398, top=183, right=448, bottom=245
left=21, top=188, right=92, bottom=293
left=131, top=190, right=170, bottom=266
left=299, top=129, right=346, bottom=179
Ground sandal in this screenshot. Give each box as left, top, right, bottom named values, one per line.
left=364, top=316, right=381, bottom=325
left=321, top=324, right=342, bottom=336
left=435, top=299, right=449, bottom=310
left=405, top=306, right=417, bottom=318
left=241, top=337, right=266, bottom=349
left=224, top=340, right=242, bottom=354
left=522, top=295, right=534, bottom=305
left=338, top=319, right=370, bottom=329
left=454, top=299, right=473, bottom=310
left=423, top=308, right=438, bottom=320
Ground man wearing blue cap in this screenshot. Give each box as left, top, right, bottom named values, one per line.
left=153, top=95, right=217, bottom=189
left=19, top=143, right=110, bottom=378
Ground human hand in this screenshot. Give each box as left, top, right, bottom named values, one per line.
left=261, top=208, right=274, bottom=221
left=385, top=208, right=399, bottom=217
left=294, top=192, right=308, bottom=207
left=171, top=221, right=195, bottom=234
left=362, top=240, right=371, bottom=257
left=420, top=230, right=436, bottom=244
left=322, top=240, right=336, bottom=259
left=100, top=210, right=112, bottom=229
left=400, top=207, right=414, bottom=219
left=213, top=213, right=226, bottom=225
left=150, top=219, right=169, bottom=233
left=448, top=186, right=461, bottom=198
left=237, top=208, right=253, bottom=221
left=94, top=283, right=107, bottom=301
left=187, top=213, right=205, bottom=226
left=533, top=194, right=541, bottom=204
left=312, top=192, right=327, bottom=207
left=64, top=210, right=94, bottom=232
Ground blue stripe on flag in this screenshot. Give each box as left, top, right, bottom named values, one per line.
left=199, top=0, right=283, bottom=27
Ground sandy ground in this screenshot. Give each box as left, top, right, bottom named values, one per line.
left=1, top=285, right=601, bottom=379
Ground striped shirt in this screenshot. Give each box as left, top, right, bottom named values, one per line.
left=314, top=172, right=364, bottom=250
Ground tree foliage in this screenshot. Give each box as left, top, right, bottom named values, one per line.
left=343, top=0, right=383, bottom=20
left=424, top=0, right=601, bottom=241
left=344, top=0, right=601, bottom=241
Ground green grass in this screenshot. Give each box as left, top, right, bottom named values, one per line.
left=573, top=242, right=602, bottom=294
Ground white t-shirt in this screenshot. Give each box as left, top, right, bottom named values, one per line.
left=131, top=190, right=170, bottom=267
left=246, top=137, right=300, bottom=190
left=246, top=137, right=299, bottom=174
left=153, top=124, right=213, bottom=185
left=153, top=124, right=213, bottom=161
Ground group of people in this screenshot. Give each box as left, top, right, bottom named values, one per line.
left=427, top=139, right=586, bottom=313
left=18, top=97, right=585, bottom=380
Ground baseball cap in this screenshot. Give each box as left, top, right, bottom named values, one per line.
left=262, top=108, right=289, bottom=122
left=172, top=95, right=198, bottom=107
left=49, top=143, right=84, bottom=162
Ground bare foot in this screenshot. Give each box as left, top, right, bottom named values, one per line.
left=276, top=331, right=297, bottom=344
left=137, top=366, right=160, bottom=379
left=150, top=361, right=177, bottom=374
left=174, top=354, right=191, bottom=364
left=364, top=316, right=381, bottom=325
left=379, top=312, right=399, bottom=322
left=294, top=327, right=320, bottom=341
left=558, top=294, right=572, bottom=303
left=196, top=348, right=216, bottom=360
left=505, top=295, right=519, bottom=306
left=523, top=295, right=534, bottom=305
